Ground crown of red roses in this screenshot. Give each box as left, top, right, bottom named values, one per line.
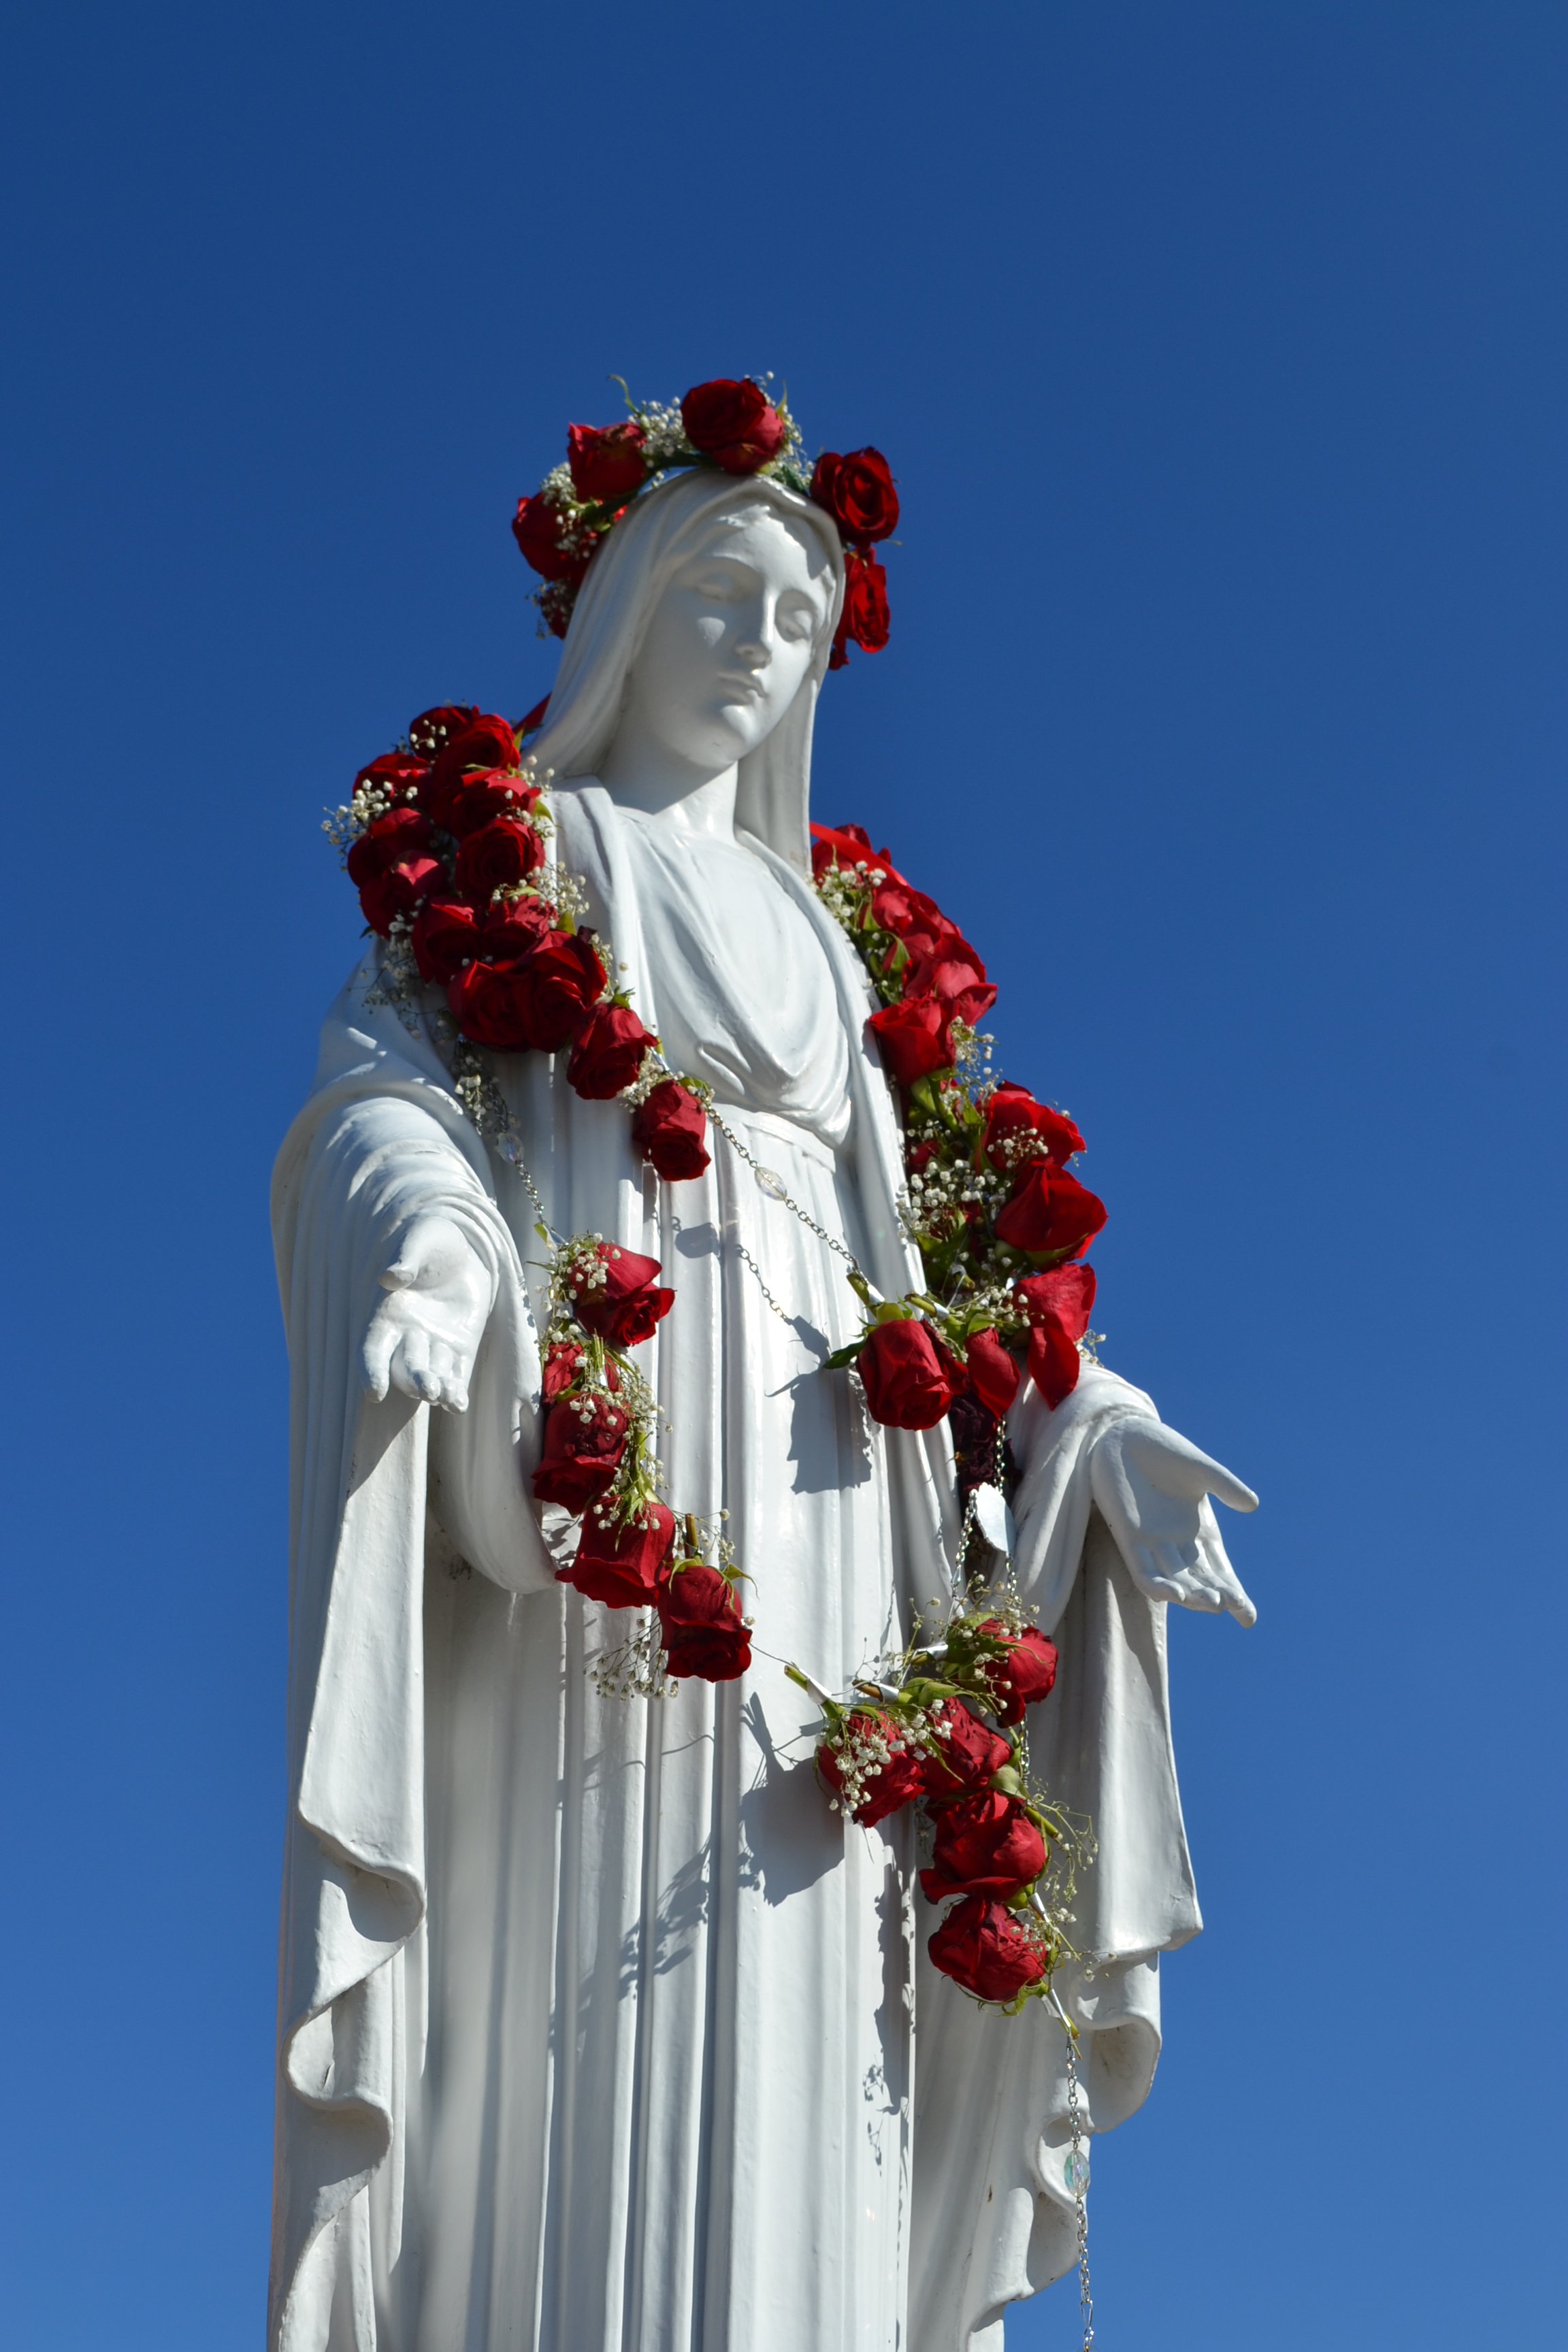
left=511, top=375, right=898, bottom=672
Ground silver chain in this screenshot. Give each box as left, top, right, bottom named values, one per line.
left=704, top=1102, right=868, bottom=1284
left=1062, top=2014, right=1095, bottom=2348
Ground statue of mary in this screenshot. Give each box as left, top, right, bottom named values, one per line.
left=269, top=453, right=1258, bottom=2352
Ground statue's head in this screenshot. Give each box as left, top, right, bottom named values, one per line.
left=529, top=470, right=846, bottom=872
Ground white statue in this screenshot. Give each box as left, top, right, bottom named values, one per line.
left=270, top=463, right=1257, bottom=2352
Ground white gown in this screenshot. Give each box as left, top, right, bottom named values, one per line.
left=269, top=784, right=1201, bottom=2352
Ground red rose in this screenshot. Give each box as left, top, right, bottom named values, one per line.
left=512, top=492, right=595, bottom=584
left=964, top=1327, right=1021, bottom=1418
left=558, top=1499, right=674, bottom=1609
left=446, top=957, right=540, bottom=1050
left=446, top=770, right=541, bottom=840
left=565, top=1242, right=674, bottom=1348
left=410, top=894, right=480, bottom=983
left=354, top=749, right=429, bottom=802
left=871, top=878, right=958, bottom=964
left=656, top=1558, right=751, bottom=1681
left=994, top=1165, right=1107, bottom=1264
left=357, top=855, right=444, bottom=936
left=517, top=694, right=551, bottom=736
left=902, top=942, right=996, bottom=1032
left=979, top=1083, right=1085, bottom=1175
left=476, top=893, right=554, bottom=964
left=808, top=819, right=883, bottom=881
left=920, top=1698, right=1013, bottom=1808
left=815, top=1710, right=928, bottom=1827
left=927, top=1895, right=1048, bottom=2004
left=919, top=1792, right=1047, bottom=1903
left=567, top=419, right=649, bottom=504
left=867, top=996, right=951, bottom=1083
left=679, top=377, right=787, bottom=473
left=1014, top=1264, right=1098, bottom=1408
left=541, top=1341, right=620, bottom=1402
left=346, top=806, right=435, bottom=886
left=503, top=928, right=606, bottom=1051
left=828, top=553, right=891, bottom=670
left=631, top=1079, right=711, bottom=1181
left=567, top=1001, right=657, bottom=1100
left=857, top=1317, right=967, bottom=1431
left=408, top=704, right=478, bottom=760
left=454, top=817, right=546, bottom=902
left=976, top=1620, right=1059, bottom=1725
left=810, top=448, right=900, bottom=545
left=531, top=1391, right=629, bottom=1512
left=427, top=713, right=522, bottom=825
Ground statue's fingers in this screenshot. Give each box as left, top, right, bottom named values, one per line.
left=391, top=1327, right=437, bottom=1403
left=362, top=1309, right=397, bottom=1399
left=1139, top=1425, right=1258, bottom=1513
left=1196, top=1526, right=1258, bottom=1627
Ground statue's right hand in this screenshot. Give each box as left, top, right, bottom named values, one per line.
left=361, top=1213, right=495, bottom=1412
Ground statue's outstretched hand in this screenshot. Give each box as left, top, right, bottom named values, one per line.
left=362, top=1213, right=495, bottom=1413
left=1088, top=1419, right=1260, bottom=1625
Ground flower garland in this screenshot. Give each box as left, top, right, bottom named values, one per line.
left=510, top=374, right=899, bottom=667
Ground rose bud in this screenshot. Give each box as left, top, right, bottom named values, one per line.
left=856, top=1318, right=968, bottom=1431
left=357, top=855, right=444, bottom=936
left=346, top=805, right=435, bottom=886
left=411, top=894, right=481, bottom=984
left=927, top=1895, right=1048, bottom=2004
left=808, top=819, right=880, bottom=881
left=507, top=928, right=607, bottom=1051
left=1014, top=1264, right=1098, bottom=1408
left=631, top=1079, right=711, bottom=1181
left=901, top=941, right=996, bottom=1032
left=353, top=749, right=430, bottom=802
left=511, top=492, right=595, bottom=584
left=446, top=770, right=541, bottom=840
left=408, top=704, right=478, bottom=761
left=542, top=1341, right=620, bottom=1402
left=454, top=816, right=546, bottom=902
left=809, top=447, right=900, bottom=544
left=427, top=712, right=521, bottom=818
left=565, top=1242, right=674, bottom=1349
left=567, top=1001, right=658, bottom=1100
left=842, top=553, right=890, bottom=652
left=566, top=419, right=649, bottom=504
left=446, top=957, right=540, bottom=1051
left=976, top=1620, right=1060, bottom=1725
left=557, top=1499, right=674, bottom=1609
left=867, top=996, right=951, bottom=1083
left=871, top=878, right=957, bottom=963
left=530, top=1391, right=629, bottom=1512
left=477, top=893, right=554, bottom=964
left=964, top=1327, right=1021, bottom=1418
left=815, top=1710, right=928, bottom=1827
left=994, top=1165, right=1107, bottom=1264
left=919, top=1698, right=1013, bottom=1809
left=655, top=1559, right=751, bottom=1682
left=919, top=1792, right=1047, bottom=1903
left=979, top=1083, right=1085, bottom=1175
left=679, top=377, right=787, bottom=473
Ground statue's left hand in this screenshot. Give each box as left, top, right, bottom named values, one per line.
left=1089, top=1418, right=1260, bottom=1625
left=361, top=1213, right=495, bottom=1412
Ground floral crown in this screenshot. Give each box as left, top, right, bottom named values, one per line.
left=510, top=375, right=898, bottom=671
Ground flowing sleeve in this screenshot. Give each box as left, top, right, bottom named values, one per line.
left=909, top=1364, right=1201, bottom=2352
left=268, top=961, right=551, bottom=2351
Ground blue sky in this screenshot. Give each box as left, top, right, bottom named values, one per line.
left=2, top=3, right=1563, bottom=2345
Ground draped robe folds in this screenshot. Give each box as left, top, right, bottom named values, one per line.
left=270, top=784, right=1202, bottom=2352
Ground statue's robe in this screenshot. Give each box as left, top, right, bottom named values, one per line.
left=269, top=786, right=1200, bottom=2352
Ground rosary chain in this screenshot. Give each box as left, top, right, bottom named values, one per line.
left=1062, top=2019, right=1095, bottom=2349
left=704, top=1103, right=868, bottom=1284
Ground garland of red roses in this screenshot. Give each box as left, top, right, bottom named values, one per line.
left=325, top=702, right=752, bottom=1687
left=327, top=719, right=1108, bottom=2008
left=510, top=374, right=898, bottom=666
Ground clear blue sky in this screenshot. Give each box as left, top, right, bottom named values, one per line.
left=2, top=4, right=1563, bottom=2345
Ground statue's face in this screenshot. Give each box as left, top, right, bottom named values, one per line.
left=619, top=507, right=834, bottom=777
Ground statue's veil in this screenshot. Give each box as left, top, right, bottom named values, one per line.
left=527, top=469, right=846, bottom=877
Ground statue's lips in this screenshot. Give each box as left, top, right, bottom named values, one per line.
left=715, top=671, right=766, bottom=702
